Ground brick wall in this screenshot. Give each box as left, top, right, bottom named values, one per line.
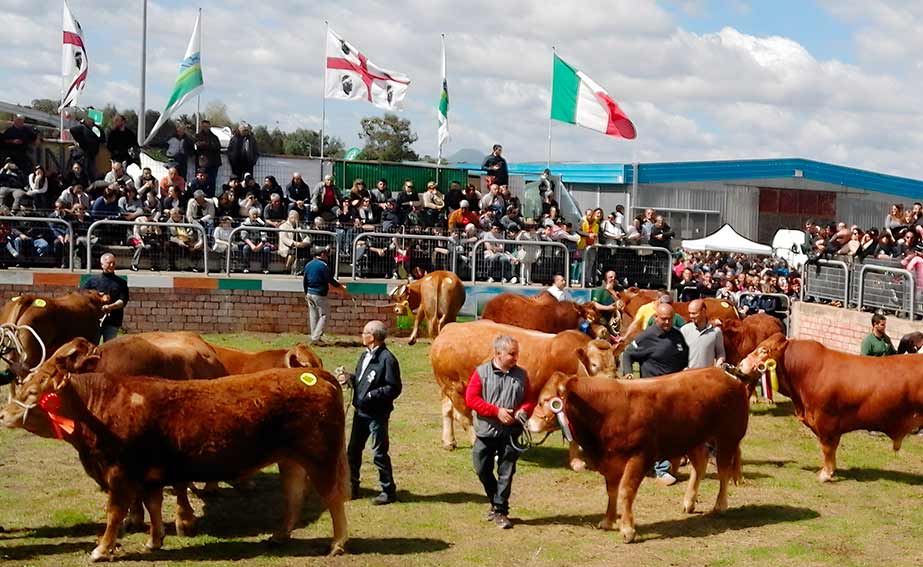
left=0, top=284, right=396, bottom=337
left=791, top=301, right=923, bottom=353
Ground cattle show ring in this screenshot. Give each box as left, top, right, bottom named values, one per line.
left=0, top=266, right=922, bottom=567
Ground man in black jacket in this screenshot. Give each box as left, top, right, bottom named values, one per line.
left=482, top=144, right=508, bottom=187
left=194, top=119, right=222, bottom=194
left=105, top=114, right=139, bottom=167
left=346, top=319, right=402, bottom=505
left=69, top=116, right=105, bottom=180
left=227, top=122, right=259, bottom=178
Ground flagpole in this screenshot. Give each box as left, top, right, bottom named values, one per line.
left=436, top=33, right=445, bottom=188
left=547, top=45, right=555, bottom=170
left=319, top=20, right=329, bottom=181
left=195, top=7, right=202, bottom=133
left=138, top=0, right=148, bottom=146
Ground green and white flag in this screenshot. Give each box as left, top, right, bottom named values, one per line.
left=143, top=12, right=204, bottom=145
left=550, top=53, right=636, bottom=139
left=437, top=35, right=449, bottom=157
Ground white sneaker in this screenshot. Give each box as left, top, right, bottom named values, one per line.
left=656, top=473, right=677, bottom=487
left=501, top=278, right=508, bottom=284
left=509, top=277, right=518, bottom=284
left=487, top=277, right=495, bottom=283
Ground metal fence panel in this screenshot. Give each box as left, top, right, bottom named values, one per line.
left=802, top=259, right=849, bottom=305
left=469, top=238, right=568, bottom=285
left=0, top=216, right=73, bottom=270
left=858, top=264, right=914, bottom=318
left=583, top=244, right=673, bottom=289
left=351, top=232, right=456, bottom=280
left=87, top=219, right=209, bottom=274
left=223, top=225, right=337, bottom=276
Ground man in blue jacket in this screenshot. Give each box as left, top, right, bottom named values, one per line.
left=347, top=319, right=402, bottom=505
left=302, top=245, right=344, bottom=344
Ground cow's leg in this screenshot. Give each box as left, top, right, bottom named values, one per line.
left=142, top=487, right=165, bottom=551
left=304, top=454, right=349, bottom=556
left=616, top=456, right=646, bottom=543
left=408, top=309, right=424, bottom=346
left=713, top=442, right=739, bottom=513
left=124, top=495, right=145, bottom=532
left=818, top=434, right=840, bottom=482
left=174, top=483, right=198, bottom=536
left=202, top=481, right=219, bottom=493
left=271, top=460, right=308, bottom=544
left=598, top=462, right=625, bottom=531
left=90, top=484, right=136, bottom=562
left=441, top=396, right=457, bottom=450
left=683, top=444, right=708, bottom=514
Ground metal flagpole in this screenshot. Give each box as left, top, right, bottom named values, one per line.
left=138, top=0, right=148, bottom=146
left=436, top=33, right=445, bottom=188
left=195, top=7, right=202, bottom=133
left=547, top=45, right=555, bottom=170
left=319, top=20, right=329, bottom=181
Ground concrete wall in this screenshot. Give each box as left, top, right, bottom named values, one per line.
left=791, top=301, right=922, bottom=353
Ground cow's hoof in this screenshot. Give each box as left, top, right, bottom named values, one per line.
left=89, top=544, right=121, bottom=562
left=143, top=536, right=163, bottom=551
left=407, top=338, right=417, bottom=346
left=711, top=504, right=728, bottom=514
left=683, top=500, right=695, bottom=514
left=596, top=519, right=614, bottom=531
left=327, top=542, right=347, bottom=556
left=123, top=514, right=145, bottom=533
left=620, top=527, right=636, bottom=543
left=442, top=442, right=456, bottom=451
left=817, top=469, right=835, bottom=483
left=175, top=516, right=198, bottom=537
left=266, top=533, right=291, bottom=546
left=569, top=458, right=587, bottom=472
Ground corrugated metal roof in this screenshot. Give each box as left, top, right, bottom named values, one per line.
left=458, top=157, right=923, bottom=199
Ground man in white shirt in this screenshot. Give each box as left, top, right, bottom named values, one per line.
left=679, top=299, right=726, bottom=369
left=546, top=273, right=573, bottom=302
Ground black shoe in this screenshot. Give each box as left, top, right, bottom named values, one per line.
left=371, top=492, right=396, bottom=506
left=350, top=484, right=360, bottom=500
left=130, top=264, right=139, bottom=272
left=485, top=508, right=498, bottom=522
left=493, top=513, right=512, bottom=529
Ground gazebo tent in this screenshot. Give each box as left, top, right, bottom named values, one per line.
left=681, top=224, right=772, bottom=255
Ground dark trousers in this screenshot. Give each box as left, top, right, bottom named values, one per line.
left=347, top=412, right=395, bottom=495
left=472, top=435, right=519, bottom=515
left=100, top=324, right=119, bottom=342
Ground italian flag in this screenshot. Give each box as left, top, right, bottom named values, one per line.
left=550, top=53, right=636, bottom=139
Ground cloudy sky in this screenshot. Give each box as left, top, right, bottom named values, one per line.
left=4, top=0, right=923, bottom=177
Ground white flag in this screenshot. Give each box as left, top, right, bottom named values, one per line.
left=324, top=27, right=410, bottom=111
left=59, top=0, right=88, bottom=112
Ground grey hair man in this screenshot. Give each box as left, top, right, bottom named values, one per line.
left=464, top=334, right=533, bottom=529
left=347, top=320, right=402, bottom=505
left=80, top=252, right=130, bottom=342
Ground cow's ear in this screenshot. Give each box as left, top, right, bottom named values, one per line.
left=575, top=348, right=591, bottom=377
left=72, top=349, right=101, bottom=373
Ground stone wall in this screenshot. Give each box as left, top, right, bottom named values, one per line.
left=791, top=301, right=923, bottom=352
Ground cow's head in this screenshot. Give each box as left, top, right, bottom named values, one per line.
left=80, top=289, right=112, bottom=312
left=579, top=303, right=600, bottom=325
left=738, top=332, right=789, bottom=376
left=527, top=370, right=576, bottom=435
left=0, top=338, right=99, bottom=437
left=285, top=343, right=323, bottom=369
left=389, top=285, right=411, bottom=316
left=578, top=339, right=618, bottom=378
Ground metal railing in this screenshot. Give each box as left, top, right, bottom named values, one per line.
left=857, top=263, right=915, bottom=318
left=582, top=244, right=673, bottom=290
left=223, top=225, right=338, bottom=276
left=350, top=231, right=456, bottom=280
left=802, top=259, right=849, bottom=306
left=86, top=219, right=209, bottom=274
left=0, top=216, right=74, bottom=270
left=470, top=238, right=569, bottom=285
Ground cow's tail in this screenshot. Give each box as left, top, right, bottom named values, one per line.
left=731, top=445, right=743, bottom=486
left=333, top=439, right=350, bottom=503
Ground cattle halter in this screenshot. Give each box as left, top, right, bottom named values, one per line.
left=509, top=411, right=552, bottom=453
left=549, top=397, right=574, bottom=442
left=0, top=323, right=47, bottom=372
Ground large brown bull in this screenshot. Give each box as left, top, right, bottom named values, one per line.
left=0, top=345, right=348, bottom=561
left=391, top=270, right=466, bottom=345
left=481, top=291, right=599, bottom=334
left=0, top=290, right=109, bottom=381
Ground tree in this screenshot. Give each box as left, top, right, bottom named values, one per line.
left=30, top=99, right=60, bottom=115
left=281, top=129, right=344, bottom=157
left=203, top=101, right=232, bottom=128
left=253, top=125, right=284, bottom=155
left=357, top=113, right=418, bottom=162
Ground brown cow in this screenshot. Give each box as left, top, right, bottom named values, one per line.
left=719, top=314, right=785, bottom=365
left=429, top=320, right=616, bottom=452
left=0, top=347, right=348, bottom=561
left=528, top=367, right=750, bottom=543
left=481, top=291, right=599, bottom=334
left=739, top=333, right=923, bottom=482
left=210, top=342, right=323, bottom=373
left=391, top=270, right=466, bottom=345
left=0, top=290, right=109, bottom=381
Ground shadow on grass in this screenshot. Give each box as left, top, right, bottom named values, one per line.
left=395, top=490, right=483, bottom=504
left=518, top=446, right=571, bottom=468
left=521, top=504, right=819, bottom=541
left=800, top=466, right=923, bottom=486
left=118, top=537, right=451, bottom=561
left=0, top=540, right=91, bottom=561
left=0, top=522, right=103, bottom=540
left=743, top=458, right=796, bottom=468
left=750, top=400, right=794, bottom=417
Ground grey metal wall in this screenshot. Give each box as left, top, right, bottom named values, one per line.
left=630, top=182, right=759, bottom=240
left=836, top=190, right=903, bottom=231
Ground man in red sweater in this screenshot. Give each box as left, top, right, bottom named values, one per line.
left=465, top=335, right=534, bottom=529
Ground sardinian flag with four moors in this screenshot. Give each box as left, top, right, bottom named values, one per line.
left=324, top=27, right=411, bottom=111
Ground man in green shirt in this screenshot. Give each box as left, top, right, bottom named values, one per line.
left=590, top=270, right=623, bottom=336
left=860, top=313, right=896, bottom=357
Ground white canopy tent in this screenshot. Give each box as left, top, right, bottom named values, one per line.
left=681, top=224, right=772, bottom=255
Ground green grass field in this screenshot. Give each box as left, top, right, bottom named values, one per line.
left=2, top=333, right=923, bottom=566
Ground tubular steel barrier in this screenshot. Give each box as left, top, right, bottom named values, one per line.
left=470, top=238, right=569, bottom=286
left=87, top=219, right=209, bottom=274
left=737, top=292, right=792, bottom=332
left=802, top=259, right=849, bottom=306
left=223, top=225, right=337, bottom=276
left=0, top=216, right=74, bottom=271
left=350, top=232, right=455, bottom=280
left=857, top=263, right=915, bottom=319
left=582, top=244, right=673, bottom=290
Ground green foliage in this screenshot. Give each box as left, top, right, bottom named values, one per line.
left=30, top=98, right=60, bottom=115
left=281, top=128, right=344, bottom=157
left=358, top=113, right=419, bottom=162
left=203, top=101, right=233, bottom=127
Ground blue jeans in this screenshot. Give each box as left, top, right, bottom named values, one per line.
left=100, top=324, right=119, bottom=342
left=654, top=459, right=672, bottom=477
left=348, top=412, right=396, bottom=495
